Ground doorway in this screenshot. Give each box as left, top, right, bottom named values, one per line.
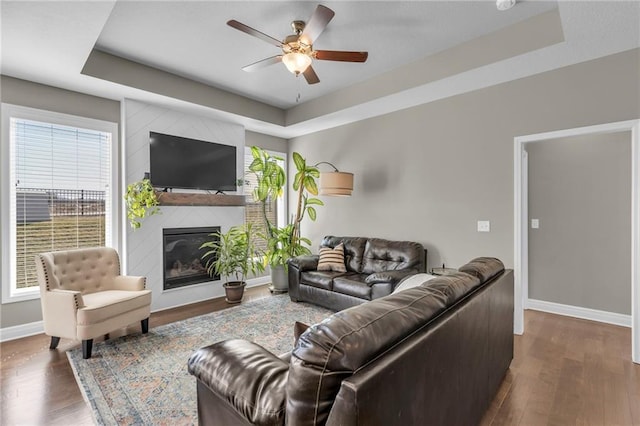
left=514, top=120, right=640, bottom=364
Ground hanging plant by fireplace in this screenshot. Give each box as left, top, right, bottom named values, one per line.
left=125, top=178, right=160, bottom=229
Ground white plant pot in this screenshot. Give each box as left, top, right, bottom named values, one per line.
left=270, top=264, right=288, bottom=292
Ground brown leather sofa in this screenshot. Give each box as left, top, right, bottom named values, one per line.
left=188, top=257, right=514, bottom=426
left=287, top=235, right=426, bottom=311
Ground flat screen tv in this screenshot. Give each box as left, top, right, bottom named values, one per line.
left=149, top=132, right=237, bottom=192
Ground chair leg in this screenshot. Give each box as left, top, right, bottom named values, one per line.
left=141, top=318, right=149, bottom=334
left=49, top=336, right=60, bottom=350
left=82, top=339, right=93, bottom=359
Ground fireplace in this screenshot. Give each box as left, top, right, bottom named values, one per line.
left=162, top=226, right=219, bottom=290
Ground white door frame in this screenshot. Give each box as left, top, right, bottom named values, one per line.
left=514, top=119, right=640, bottom=364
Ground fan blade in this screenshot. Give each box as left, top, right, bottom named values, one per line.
left=299, top=5, right=335, bottom=46
left=242, top=56, right=282, bottom=72
left=227, top=20, right=282, bottom=47
left=315, top=50, right=369, bottom=63
left=302, top=66, right=320, bottom=84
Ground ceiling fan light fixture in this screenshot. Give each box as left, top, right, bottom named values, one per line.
left=496, top=0, right=516, bottom=11
left=282, top=52, right=312, bottom=75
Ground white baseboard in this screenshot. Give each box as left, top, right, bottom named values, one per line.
left=0, top=276, right=275, bottom=342
left=0, top=320, right=44, bottom=342
left=527, top=299, right=631, bottom=328
left=246, top=275, right=271, bottom=287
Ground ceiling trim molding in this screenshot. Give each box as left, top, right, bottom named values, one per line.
left=285, top=8, right=564, bottom=126
left=81, top=50, right=285, bottom=126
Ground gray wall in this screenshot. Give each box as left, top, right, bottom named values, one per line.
left=288, top=48, right=639, bottom=271
left=82, top=50, right=285, bottom=126
left=0, top=76, right=121, bottom=328
left=246, top=131, right=287, bottom=153
left=0, top=75, right=120, bottom=123
left=527, top=133, right=631, bottom=315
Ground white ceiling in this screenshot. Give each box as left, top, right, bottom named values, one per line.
left=1, top=1, right=639, bottom=138
left=95, top=1, right=558, bottom=109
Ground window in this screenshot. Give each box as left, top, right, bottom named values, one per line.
left=243, top=149, right=286, bottom=252
left=1, top=105, right=118, bottom=302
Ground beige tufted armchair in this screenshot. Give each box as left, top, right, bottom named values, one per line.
left=35, top=247, right=152, bottom=359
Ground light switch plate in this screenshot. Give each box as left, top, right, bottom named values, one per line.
left=477, top=220, right=490, bottom=232
left=531, top=219, right=539, bottom=229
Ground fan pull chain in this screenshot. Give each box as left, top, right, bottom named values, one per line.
left=296, top=74, right=302, bottom=103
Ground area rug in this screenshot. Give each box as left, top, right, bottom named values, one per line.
left=67, top=295, right=333, bottom=425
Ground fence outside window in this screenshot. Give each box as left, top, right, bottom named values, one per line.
left=15, top=188, right=106, bottom=289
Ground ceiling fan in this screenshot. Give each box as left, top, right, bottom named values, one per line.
left=227, top=4, right=368, bottom=85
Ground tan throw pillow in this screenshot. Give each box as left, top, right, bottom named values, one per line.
left=317, top=243, right=347, bottom=272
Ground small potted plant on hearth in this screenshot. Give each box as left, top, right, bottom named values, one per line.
left=200, top=224, right=264, bottom=304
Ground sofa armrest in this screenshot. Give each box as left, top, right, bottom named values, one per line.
left=458, top=257, right=505, bottom=283
left=288, top=255, right=319, bottom=302
left=112, top=275, right=146, bottom=291
left=188, top=339, right=289, bottom=426
left=288, top=255, right=319, bottom=272
left=365, top=269, right=418, bottom=286
left=45, top=288, right=84, bottom=308
left=42, top=289, right=83, bottom=338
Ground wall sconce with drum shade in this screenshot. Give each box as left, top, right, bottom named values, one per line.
left=314, top=162, right=354, bottom=196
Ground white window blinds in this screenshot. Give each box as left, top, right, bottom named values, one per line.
left=10, top=118, right=112, bottom=290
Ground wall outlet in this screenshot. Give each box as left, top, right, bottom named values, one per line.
left=531, top=219, right=539, bottom=229
left=477, top=220, right=491, bottom=232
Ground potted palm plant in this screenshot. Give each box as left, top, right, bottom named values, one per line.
left=247, top=147, right=323, bottom=292
left=262, top=223, right=314, bottom=289
left=200, top=224, right=264, bottom=304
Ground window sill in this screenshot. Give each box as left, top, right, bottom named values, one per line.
left=2, top=289, right=40, bottom=304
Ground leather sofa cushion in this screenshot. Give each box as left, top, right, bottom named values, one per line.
left=321, top=236, right=367, bottom=272
left=188, top=339, right=289, bottom=426
left=294, top=321, right=310, bottom=345
left=287, top=286, right=448, bottom=425
left=333, top=274, right=371, bottom=300
left=78, top=290, right=152, bottom=325
left=301, top=271, right=345, bottom=291
left=361, top=238, right=424, bottom=275
left=458, top=257, right=505, bottom=283
left=423, top=273, right=481, bottom=306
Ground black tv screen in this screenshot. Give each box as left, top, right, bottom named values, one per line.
left=149, top=132, right=237, bottom=192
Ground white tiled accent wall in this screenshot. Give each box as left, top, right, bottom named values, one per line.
left=123, top=99, right=244, bottom=311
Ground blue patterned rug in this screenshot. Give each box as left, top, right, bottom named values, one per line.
left=67, top=294, right=333, bottom=425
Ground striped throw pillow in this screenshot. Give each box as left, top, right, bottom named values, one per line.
left=317, top=243, right=347, bottom=272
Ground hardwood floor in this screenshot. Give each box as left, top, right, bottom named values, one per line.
left=1, top=286, right=638, bottom=425
left=481, top=310, right=640, bottom=426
